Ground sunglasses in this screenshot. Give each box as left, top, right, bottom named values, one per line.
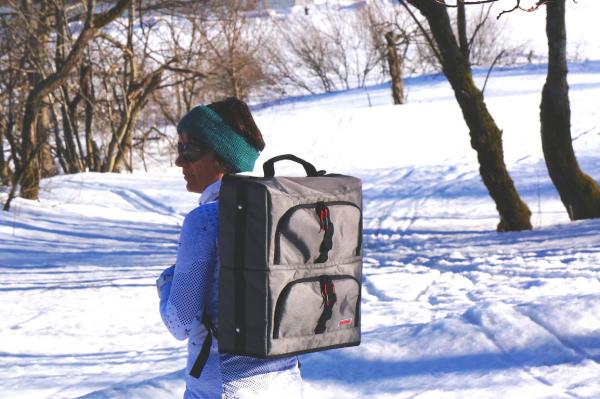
left=177, top=142, right=210, bottom=163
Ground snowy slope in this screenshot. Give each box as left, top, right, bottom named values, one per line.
left=2, top=60, right=600, bottom=399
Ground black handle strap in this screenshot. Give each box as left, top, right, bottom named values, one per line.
left=189, top=313, right=218, bottom=379
left=263, top=154, right=319, bottom=177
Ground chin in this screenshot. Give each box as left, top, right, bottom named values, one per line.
left=186, top=181, right=202, bottom=193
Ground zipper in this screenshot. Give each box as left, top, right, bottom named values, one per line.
left=272, top=274, right=360, bottom=339
left=273, top=201, right=362, bottom=264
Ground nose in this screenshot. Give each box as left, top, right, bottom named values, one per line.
left=175, top=154, right=184, bottom=167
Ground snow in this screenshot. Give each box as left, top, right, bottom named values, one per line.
left=3, top=7, right=600, bottom=399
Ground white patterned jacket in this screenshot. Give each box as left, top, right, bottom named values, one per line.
left=157, top=180, right=303, bottom=399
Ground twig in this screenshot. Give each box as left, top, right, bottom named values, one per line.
left=398, top=1, right=443, bottom=66
left=481, top=49, right=505, bottom=96
left=433, top=0, right=500, bottom=6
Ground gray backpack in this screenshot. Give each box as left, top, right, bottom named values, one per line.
left=191, top=155, right=362, bottom=377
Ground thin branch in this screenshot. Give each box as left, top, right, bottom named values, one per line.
left=497, top=0, right=521, bottom=18
left=467, top=3, right=494, bottom=54
left=398, top=0, right=443, bottom=65
left=429, top=0, right=554, bottom=19
left=433, top=0, right=500, bottom=6
left=481, top=49, right=505, bottom=96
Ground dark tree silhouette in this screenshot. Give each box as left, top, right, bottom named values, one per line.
left=540, top=0, right=600, bottom=219
left=5, top=0, right=131, bottom=210
left=403, top=0, right=532, bottom=231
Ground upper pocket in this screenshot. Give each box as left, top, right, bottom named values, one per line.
left=274, top=201, right=362, bottom=265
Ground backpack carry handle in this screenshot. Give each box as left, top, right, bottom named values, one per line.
left=263, top=154, right=320, bottom=177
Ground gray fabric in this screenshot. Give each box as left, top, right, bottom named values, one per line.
left=218, top=172, right=362, bottom=358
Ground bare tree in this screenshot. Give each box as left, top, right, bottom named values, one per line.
left=385, top=31, right=405, bottom=104
left=199, top=0, right=273, bottom=100
left=270, top=16, right=338, bottom=94
left=97, top=3, right=173, bottom=173
left=402, top=0, right=532, bottom=231
left=151, top=13, right=209, bottom=127
left=3, top=0, right=131, bottom=211
left=540, top=0, right=600, bottom=219
left=360, top=1, right=421, bottom=104
left=268, top=5, right=392, bottom=96
left=0, top=12, right=26, bottom=186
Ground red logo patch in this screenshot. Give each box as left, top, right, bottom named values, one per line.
left=338, top=318, right=353, bottom=327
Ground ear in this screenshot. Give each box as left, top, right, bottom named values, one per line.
left=213, top=155, right=233, bottom=174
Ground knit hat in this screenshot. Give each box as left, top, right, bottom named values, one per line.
left=177, top=105, right=260, bottom=173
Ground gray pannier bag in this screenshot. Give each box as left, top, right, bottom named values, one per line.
left=190, top=154, right=362, bottom=378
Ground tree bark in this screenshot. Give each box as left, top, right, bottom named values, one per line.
left=385, top=31, right=405, bottom=105
left=0, top=120, right=10, bottom=186
left=60, top=89, right=82, bottom=173
left=38, top=105, right=57, bottom=178
left=81, top=64, right=99, bottom=172
left=49, top=105, right=69, bottom=174
left=541, top=0, right=600, bottom=219
left=19, top=0, right=49, bottom=199
left=407, top=0, right=532, bottom=231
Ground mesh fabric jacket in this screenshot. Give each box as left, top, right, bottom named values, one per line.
left=157, top=180, right=303, bottom=398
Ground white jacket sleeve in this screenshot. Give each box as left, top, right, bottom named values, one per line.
left=158, top=203, right=218, bottom=340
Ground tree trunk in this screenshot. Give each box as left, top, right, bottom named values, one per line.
left=50, top=105, right=69, bottom=174
left=113, top=114, right=135, bottom=173
left=19, top=0, right=47, bottom=199
left=111, top=73, right=163, bottom=172
left=38, top=106, right=57, bottom=178
left=541, top=0, right=600, bottom=219
left=20, top=96, right=42, bottom=199
left=0, top=123, right=10, bottom=186
left=103, top=108, right=132, bottom=173
left=81, top=64, right=99, bottom=171
left=407, top=1, right=532, bottom=231
left=385, top=31, right=405, bottom=105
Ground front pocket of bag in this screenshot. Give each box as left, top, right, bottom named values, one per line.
left=274, top=201, right=361, bottom=265
left=272, top=275, right=360, bottom=339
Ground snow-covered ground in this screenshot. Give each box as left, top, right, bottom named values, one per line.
left=2, top=38, right=600, bottom=399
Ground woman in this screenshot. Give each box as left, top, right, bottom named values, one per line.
left=156, top=98, right=304, bottom=399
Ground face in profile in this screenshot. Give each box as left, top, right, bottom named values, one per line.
left=175, top=132, right=224, bottom=193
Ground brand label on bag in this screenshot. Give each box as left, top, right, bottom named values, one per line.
left=338, top=318, right=353, bottom=327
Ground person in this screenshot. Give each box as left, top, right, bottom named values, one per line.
left=156, top=98, right=304, bottom=399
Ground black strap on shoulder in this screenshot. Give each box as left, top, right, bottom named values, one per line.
left=314, top=276, right=337, bottom=334
left=189, top=313, right=218, bottom=379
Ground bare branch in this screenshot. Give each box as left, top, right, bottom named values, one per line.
left=481, top=49, right=505, bottom=96
left=398, top=1, right=443, bottom=65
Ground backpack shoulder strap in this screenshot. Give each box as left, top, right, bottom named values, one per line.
left=189, top=313, right=218, bottom=378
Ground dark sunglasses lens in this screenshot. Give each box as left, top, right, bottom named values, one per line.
left=178, top=143, right=208, bottom=162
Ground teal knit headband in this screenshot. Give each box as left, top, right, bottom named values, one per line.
left=177, top=105, right=260, bottom=173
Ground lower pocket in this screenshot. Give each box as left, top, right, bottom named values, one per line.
left=273, top=275, right=360, bottom=339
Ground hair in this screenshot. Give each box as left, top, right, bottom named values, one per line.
left=207, top=97, right=265, bottom=151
